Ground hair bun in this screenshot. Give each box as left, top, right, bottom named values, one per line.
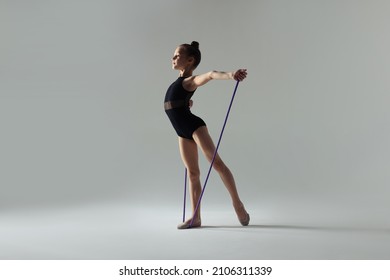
left=191, top=41, right=199, bottom=49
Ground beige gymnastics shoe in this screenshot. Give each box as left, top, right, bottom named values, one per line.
left=234, top=203, right=250, bottom=226
left=177, top=218, right=201, bottom=230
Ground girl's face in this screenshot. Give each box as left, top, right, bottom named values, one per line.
left=172, top=47, right=193, bottom=70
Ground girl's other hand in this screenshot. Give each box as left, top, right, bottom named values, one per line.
left=233, top=69, right=247, bottom=81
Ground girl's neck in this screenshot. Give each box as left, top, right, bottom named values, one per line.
left=180, top=68, right=193, bottom=78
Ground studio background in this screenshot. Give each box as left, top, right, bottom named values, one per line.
left=1, top=0, right=390, bottom=259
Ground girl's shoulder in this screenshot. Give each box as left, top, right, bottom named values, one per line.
left=182, top=76, right=197, bottom=92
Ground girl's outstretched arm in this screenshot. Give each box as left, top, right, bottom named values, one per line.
left=183, top=69, right=247, bottom=92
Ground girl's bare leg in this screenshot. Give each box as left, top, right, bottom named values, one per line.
left=178, top=137, right=202, bottom=228
left=192, top=126, right=249, bottom=225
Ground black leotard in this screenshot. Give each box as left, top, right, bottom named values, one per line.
left=164, top=77, right=206, bottom=140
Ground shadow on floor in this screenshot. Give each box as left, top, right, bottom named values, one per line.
left=198, top=224, right=390, bottom=235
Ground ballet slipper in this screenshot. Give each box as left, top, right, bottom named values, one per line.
left=177, top=219, right=201, bottom=230
left=234, top=203, right=250, bottom=226
left=239, top=212, right=250, bottom=226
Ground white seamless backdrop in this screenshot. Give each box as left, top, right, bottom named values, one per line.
left=1, top=0, right=390, bottom=253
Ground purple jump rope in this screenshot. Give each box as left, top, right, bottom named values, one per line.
left=182, top=80, right=241, bottom=228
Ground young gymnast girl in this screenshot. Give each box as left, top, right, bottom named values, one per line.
left=164, top=41, right=249, bottom=229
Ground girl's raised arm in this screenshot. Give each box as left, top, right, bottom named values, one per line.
left=183, top=69, right=247, bottom=92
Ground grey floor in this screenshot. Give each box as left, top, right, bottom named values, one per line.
left=1, top=199, right=390, bottom=260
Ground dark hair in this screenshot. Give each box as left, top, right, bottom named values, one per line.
left=180, top=41, right=201, bottom=69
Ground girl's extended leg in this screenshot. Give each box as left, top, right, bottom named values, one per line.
left=192, top=126, right=249, bottom=225
left=177, top=137, right=202, bottom=229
